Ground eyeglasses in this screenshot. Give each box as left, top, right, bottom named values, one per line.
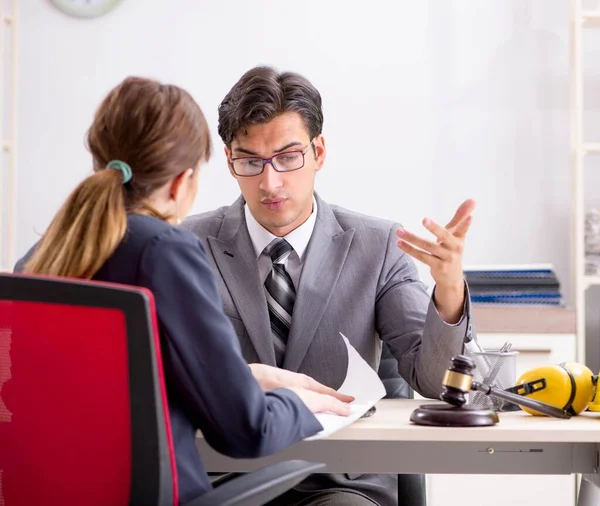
left=230, top=139, right=315, bottom=177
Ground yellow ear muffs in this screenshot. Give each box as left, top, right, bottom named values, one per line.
left=588, top=373, right=600, bottom=412
left=510, top=362, right=597, bottom=416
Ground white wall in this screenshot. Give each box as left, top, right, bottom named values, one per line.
left=15, top=1, right=599, bottom=323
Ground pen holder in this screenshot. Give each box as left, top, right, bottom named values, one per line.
left=467, top=350, right=519, bottom=411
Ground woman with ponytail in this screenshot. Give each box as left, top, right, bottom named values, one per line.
left=16, top=77, right=351, bottom=504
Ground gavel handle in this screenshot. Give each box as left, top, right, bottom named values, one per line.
left=472, top=381, right=571, bottom=419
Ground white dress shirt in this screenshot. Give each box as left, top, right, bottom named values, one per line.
left=244, top=198, right=317, bottom=290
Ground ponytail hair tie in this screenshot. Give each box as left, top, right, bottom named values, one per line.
left=106, top=160, right=132, bottom=184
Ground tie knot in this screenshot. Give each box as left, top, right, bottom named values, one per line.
left=266, top=238, right=293, bottom=264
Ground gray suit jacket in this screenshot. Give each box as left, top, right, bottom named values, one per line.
left=181, top=194, right=473, bottom=506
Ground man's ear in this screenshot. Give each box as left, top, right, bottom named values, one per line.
left=314, top=134, right=326, bottom=172
left=170, top=168, right=194, bottom=201
left=224, top=146, right=237, bottom=178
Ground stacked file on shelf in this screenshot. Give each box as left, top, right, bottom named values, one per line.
left=463, top=264, right=562, bottom=306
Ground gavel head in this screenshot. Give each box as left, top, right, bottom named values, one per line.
left=440, top=355, right=475, bottom=407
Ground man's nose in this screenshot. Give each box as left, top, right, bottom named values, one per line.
left=259, top=162, right=283, bottom=192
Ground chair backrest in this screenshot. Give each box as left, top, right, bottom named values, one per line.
left=0, top=274, right=177, bottom=506
left=378, top=342, right=413, bottom=400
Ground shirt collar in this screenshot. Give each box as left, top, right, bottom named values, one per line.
left=244, top=197, right=317, bottom=261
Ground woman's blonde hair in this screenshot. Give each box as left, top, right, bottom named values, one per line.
left=25, top=77, right=211, bottom=278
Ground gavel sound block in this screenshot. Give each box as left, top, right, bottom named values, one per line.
left=410, top=355, right=571, bottom=427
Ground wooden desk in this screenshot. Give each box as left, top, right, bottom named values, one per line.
left=197, top=399, right=600, bottom=505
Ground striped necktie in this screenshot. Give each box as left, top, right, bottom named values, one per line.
left=264, top=238, right=296, bottom=367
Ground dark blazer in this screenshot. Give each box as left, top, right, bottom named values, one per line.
left=15, top=214, right=322, bottom=505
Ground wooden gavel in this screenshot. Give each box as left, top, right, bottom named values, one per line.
left=440, top=355, right=571, bottom=419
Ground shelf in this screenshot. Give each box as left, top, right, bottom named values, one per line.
left=582, top=11, right=600, bottom=28
left=584, top=275, right=600, bottom=289
left=472, top=305, right=575, bottom=334
left=582, top=142, right=600, bottom=154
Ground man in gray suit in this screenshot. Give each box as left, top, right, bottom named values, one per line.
left=182, top=66, right=475, bottom=506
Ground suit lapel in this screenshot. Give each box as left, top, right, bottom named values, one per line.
left=282, top=196, right=354, bottom=371
left=207, top=198, right=276, bottom=366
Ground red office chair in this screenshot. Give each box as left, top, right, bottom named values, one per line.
left=0, top=273, right=323, bottom=506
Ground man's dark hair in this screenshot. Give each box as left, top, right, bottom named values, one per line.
left=218, top=66, right=323, bottom=147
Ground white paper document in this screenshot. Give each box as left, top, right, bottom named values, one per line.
left=305, top=333, right=386, bottom=441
